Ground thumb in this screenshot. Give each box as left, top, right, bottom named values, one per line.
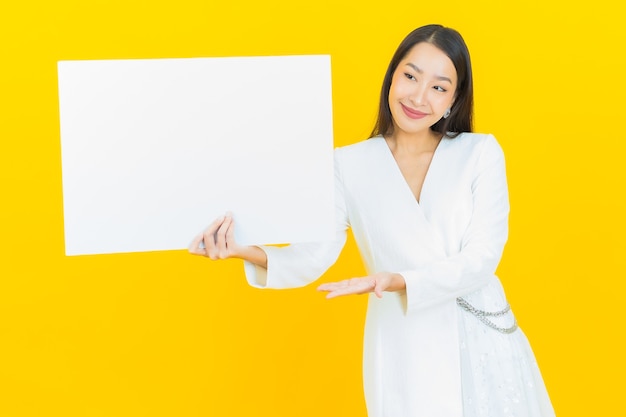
left=374, top=279, right=384, bottom=298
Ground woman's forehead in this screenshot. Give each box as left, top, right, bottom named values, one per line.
left=400, top=42, right=457, bottom=81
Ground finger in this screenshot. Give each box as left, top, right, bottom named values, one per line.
left=317, top=280, right=350, bottom=292
left=216, top=215, right=233, bottom=258
left=318, top=277, right=366, bottom=292
left=325, top=280, right=375, bottom=299
left=326, top=289, right=353, bottom=299
left=188, top=233, right=207, bottom=256
left=326, top=285, right=366, bottom=299
left=374, top=274, right=394, bottom=298
left=225, top=215, right=237, bottom=249
left=205, top=215, right=226, bottom=234
left=203, top=216, right=225, bottom=259
left=374, top=280, right=384, bottom=298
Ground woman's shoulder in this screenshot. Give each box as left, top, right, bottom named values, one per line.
left=333, top=136, right=386, bottom=161
left=335, top=136, right=384, bottom=152
left=446, top=132, right=505, bottom=169
left=448, top=132, right=499, bottom=146
left=446, top=132, right=504, bottom=155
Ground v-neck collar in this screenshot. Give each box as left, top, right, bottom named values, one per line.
left=377, top=135, right=445, bottom=207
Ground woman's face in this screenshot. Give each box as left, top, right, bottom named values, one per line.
left=388, top=42, right=457, bottom=137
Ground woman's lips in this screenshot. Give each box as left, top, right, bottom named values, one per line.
left=401, top=103, right=428, bottom=119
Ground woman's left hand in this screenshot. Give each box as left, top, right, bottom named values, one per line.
left=317, top=272, right=405, bottom=299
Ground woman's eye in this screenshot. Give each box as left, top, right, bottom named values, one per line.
left=404, top=73, right=415, bottom=80
left=434, top=86, right=447, bottom=92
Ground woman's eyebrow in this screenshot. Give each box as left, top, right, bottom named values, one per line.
left=405, top=62, right=452, bottom=84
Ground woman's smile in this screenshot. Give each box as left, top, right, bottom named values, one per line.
left=400, top=103, right=428, bottom=119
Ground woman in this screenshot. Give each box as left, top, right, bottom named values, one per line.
left=190, top=24, right=555, bottom=417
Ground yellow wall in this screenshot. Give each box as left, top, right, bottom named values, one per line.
left=1, top=0, right=624, bottom=415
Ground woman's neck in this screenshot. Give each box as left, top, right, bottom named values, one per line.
left=386, top=129, right=442, bottom=155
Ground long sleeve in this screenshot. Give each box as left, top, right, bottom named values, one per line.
left=244, top=152, right=349, bottom=289
left=401, top=135, right=510, bottom=312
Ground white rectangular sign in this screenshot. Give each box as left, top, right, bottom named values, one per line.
left=58, top=55, right=335, bottom=256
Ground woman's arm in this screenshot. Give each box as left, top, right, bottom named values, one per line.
left=318, top=135, right=509, bottom=310
left=190, top=149, right=350, bottom=289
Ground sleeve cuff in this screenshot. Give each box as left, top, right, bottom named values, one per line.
left=244, top=260, right=268, bottom=288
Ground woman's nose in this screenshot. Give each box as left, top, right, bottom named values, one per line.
left=409, top=86, right=427, bottom=106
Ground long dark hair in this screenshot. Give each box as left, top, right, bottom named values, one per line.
left=370, top=24, right=474, bottom=139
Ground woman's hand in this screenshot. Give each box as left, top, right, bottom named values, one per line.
left=189, top=213, right=242, bottom=260
left=189, top=213, right=268, bottom=267
left=317, top=272, right=406, bottom=299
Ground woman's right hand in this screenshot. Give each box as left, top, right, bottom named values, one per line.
left=188, top=213, right=268, bottom=268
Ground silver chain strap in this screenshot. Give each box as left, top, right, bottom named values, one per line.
left=456, top=297, right=518, bottom=334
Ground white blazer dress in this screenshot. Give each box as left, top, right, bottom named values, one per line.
left=244, top=133, right=555, bottom=417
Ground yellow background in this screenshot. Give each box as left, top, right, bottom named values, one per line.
left=1, top=0, right=624, bottom=415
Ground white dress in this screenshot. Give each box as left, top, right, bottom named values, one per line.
left=244, top=133, right=555, bottom=417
